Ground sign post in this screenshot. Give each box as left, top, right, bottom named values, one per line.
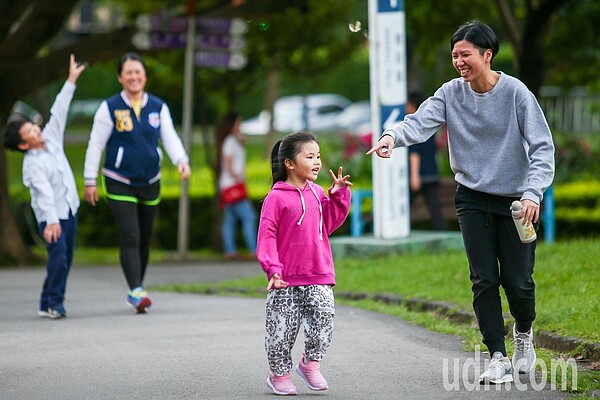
left=134, top=8, right=248, bottom=258
left=368, top=0, right=410, bottom=239
left=176, top=1, right=196, bottom=259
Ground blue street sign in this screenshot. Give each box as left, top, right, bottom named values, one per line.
left=377, top=0, right=404, bottom=12
left=380, top=104, right=405, bottom=132
left=369, top=0, right=409, bottom=239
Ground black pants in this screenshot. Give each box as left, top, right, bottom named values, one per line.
left=105, top=178, right=160, bottom=290
left=455, top=185, right=536, bottom=357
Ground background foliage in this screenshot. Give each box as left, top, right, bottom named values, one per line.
left=3, top=0, right=600, bottom=264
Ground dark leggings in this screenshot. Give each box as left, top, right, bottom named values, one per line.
left=105, top=178, right=159, bottom=290
left=455, top=185, right=536, bottom=357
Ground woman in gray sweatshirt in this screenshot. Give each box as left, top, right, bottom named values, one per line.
left=368, top=21, right=555, bottom=384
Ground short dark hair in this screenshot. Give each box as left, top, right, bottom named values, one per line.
left=215, top=111, right=241, bottom=179
left=450, top=21, right=499, bottom=61
left=2, top=120, right=27, bottom=152
left=408, top=92, right=425, bottom=109
left=118, top=52, right=147, bottom=75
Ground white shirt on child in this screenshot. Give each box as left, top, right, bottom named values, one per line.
left=22, top=81, right=80, bottom=225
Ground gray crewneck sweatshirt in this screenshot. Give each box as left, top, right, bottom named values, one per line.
left=383, top=72, right=555, bottom=204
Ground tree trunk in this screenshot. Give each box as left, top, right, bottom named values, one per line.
left=518, top=21, right=546, bottom=97
left=0, top=145, right=33, bottom=266
left=0, top=1, right=136, bottom=266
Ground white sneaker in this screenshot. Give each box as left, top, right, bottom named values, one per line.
left=480, top=352, right=513, bottom=384
left=512, top=325, right=536, bottom=373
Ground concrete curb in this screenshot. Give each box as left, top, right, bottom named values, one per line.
left=334, top=291, right=600, bottom=363
left=202, top=287, right=600, bottom=363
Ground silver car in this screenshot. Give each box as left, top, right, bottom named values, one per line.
left=241, top=93, right=351, bottom=135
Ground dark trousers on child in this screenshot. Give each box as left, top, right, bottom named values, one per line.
left=455, top=184, right=536, bottom=357
left=39, top=212, right=77, bottom=313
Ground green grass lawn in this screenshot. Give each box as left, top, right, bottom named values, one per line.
left=159, top=238, right=599, bottom=342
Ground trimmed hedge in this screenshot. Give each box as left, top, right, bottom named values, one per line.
left=552, top=180, right=600, bottom=239
left=12, top=179, right=599, bottom=250
left=73, top=195, right=351, bottom=251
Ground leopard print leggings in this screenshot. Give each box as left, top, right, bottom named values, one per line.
left=265, top=284, right=335, bottom=376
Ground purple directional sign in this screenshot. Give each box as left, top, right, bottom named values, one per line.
left=197, top=18, right=247, bottom=35
left=132, top=32, right=246, bottom=51
left=136, top=14, right=247, bottom=36
left=194, top=51, right=247, bottom=70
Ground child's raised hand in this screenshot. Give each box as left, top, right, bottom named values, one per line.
left=266, top=273, right=289, bottom=290
left=329, top=166, right=353, bottom=194
left=68, top=54, right=87, bottom=84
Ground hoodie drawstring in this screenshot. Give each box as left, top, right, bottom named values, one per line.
left=295, top=184, right=324, bottom=241
left=308, top=184, right=323, bottom=241
left=296, top=187, right=307, bottom=226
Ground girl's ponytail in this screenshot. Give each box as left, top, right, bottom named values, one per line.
left=270, top=139, right=286, bottom=185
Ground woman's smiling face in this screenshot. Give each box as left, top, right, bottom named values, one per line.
left=118, top=59, right=147, bottom=97
left=451, top=39, right=490, bottom=83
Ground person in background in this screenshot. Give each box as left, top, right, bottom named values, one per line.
left=83, top=52, right=191, bottom=314
left=2, top=54, right=86, bottom=319
left=215, top=112, right=257, bottom=260
left=258, top=131, right=352, bottom=395
left=407, top=92, right=446, bottom=231
left=368, top=21, right=555, bottom=384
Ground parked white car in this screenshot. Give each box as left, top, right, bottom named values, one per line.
left=241, top=93, right=351, bottom=135
left=335, top=99, right=371, bottom=136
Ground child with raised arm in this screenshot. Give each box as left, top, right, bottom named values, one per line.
left=2, top=55, right=86, bottom=319
left=257, top=131, right=352, bottom=396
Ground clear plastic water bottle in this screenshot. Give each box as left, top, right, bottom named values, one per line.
left=510, top=201, right=537, bottom=243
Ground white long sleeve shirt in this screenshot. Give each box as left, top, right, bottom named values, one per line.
left=22, top=81, right=80, bottom=224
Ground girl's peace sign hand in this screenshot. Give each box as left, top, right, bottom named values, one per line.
left=329, top=166, right=353, bottom=194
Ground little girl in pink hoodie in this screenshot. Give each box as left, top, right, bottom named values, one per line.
left=257, top=131, right=352, bottom=396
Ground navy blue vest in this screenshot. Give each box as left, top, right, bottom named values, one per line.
left=104, top=94, right=164, bottom=186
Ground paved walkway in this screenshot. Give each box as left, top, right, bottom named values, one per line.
left=0, top=262, right=569, bottom=399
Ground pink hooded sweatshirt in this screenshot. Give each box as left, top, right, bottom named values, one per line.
left=257, top=181, right=351, bottom=287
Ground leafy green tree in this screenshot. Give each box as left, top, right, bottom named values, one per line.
left=405, top=0, right=599, bottom=97
left=0, top=0, right=135, bottom=265
left=1, top=0, right=598, bottom=264
left=0, top=0, right=362, bottom=265
left=223, top=0, right=362, bottom=142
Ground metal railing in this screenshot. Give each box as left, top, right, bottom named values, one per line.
left=539, top=86, right=600, bottom=134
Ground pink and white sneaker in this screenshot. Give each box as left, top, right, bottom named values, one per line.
left=296, top=354, right=328, bottom=391
left=267, top=372, right=298, bottom=396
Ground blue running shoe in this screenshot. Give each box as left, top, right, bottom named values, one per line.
left=127, top=287, right=152, bottom=314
